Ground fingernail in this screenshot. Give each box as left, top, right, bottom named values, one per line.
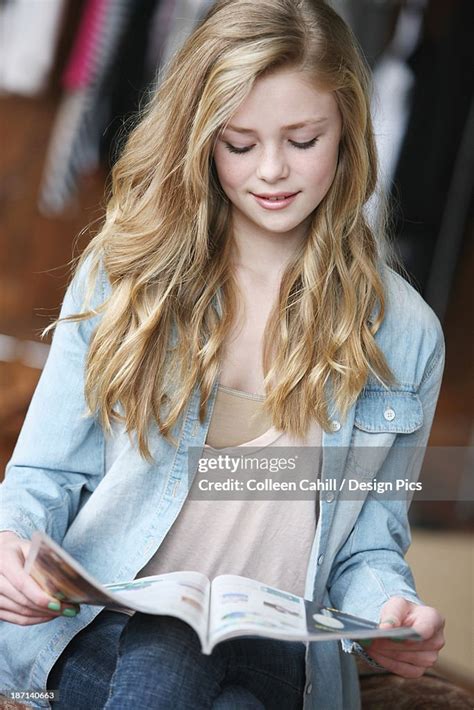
left=380, top=618, right=397, bottom=626
left=359, top=639, right=372, bottom=648
left=48, top=601, right=61, bottom=611
left=55, top=592, right=66, bottom=600
left=62, top=608, right=77, bottom=617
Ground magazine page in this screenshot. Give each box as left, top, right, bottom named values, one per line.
left=25, top=532, right=127, bottom=607
left=304, top=603, right=422, bottom=642
left=103, top=572, right=211, bottom=646
left=207, top=575, right=421, bottom=652
left=25, top=532, right=211, bottom=647
left=207, top=575, right=307, bottom=653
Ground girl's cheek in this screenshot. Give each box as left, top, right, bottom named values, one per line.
left=220, top=164, right=251, bottom=189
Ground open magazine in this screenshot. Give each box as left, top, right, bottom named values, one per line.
left=25, top=531, right=421, bottom=655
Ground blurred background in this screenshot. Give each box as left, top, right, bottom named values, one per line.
left=0, top=0, right=472, bottom=693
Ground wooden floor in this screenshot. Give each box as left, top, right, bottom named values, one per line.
left=0, top=92, right=472, bottom=689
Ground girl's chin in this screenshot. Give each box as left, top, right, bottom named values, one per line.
left=231, top=207, right=309, bottom=237
left=254, top=218, right=306, bottom=234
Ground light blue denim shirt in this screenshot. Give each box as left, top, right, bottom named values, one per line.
left=0, top=261, right=445, bottom=710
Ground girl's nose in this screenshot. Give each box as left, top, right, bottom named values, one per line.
left=256, top=146, right=290, bottom=183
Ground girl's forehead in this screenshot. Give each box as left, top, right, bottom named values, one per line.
left=224, top=69, right=340, bottom=129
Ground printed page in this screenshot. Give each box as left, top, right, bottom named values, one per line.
left=104, top=572, right=210, bottom=644
left=25, top=532, right=128, bottom=606
left=304, top=603, right=420, bottom=642
left=207, top=575, right=421, bottom=651
left=25, top=532, right=210, bottom=646
left=208, top=575, right=307, bottom=651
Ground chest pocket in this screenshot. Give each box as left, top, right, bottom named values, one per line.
left=354, top=390, right=423, bottom=434
left=347, top=390, right=424, bottom=479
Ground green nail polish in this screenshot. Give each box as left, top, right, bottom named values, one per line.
left=55, top=592, right=66, bottom=600
left=48, top=601, right=61, bottom=611
left=62, top=608, right=77, bottom=617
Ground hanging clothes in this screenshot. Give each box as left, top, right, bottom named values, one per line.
left=99, top=0, right=213, bottom=166
left=146, top=0, right=178, bottom=73
left=38, top=0, right=212, bottom=214
left=391, top=0, right=474, bottom=293
left=38, top=0, right=134, bottom=214
left=157, top=0, right=214, bottom=71
left=0, top=0, right=66, bottom=96
left=99, top=0, right=165, bottom=169
left=329, top=0, right=401, bottom=67
left=62, top=0, right=110, bottom=90
left=365, top=1, right=426, bottom=230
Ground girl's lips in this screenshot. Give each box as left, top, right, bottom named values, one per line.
left=251, top=192, right=300, bottom=210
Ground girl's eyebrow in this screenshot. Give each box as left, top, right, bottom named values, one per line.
left=225, top=118, right=328, bottom=134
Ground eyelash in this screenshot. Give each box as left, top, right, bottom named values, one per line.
left=224, top=137, right=319, bottom=154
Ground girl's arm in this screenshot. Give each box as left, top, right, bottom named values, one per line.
left=0, top=259, right=106, bottom=543
left=327, top=325, right=445, bottom=635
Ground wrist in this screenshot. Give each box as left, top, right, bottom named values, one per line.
left=353, top=643, right=388, bottom=672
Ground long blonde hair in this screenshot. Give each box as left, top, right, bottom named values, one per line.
left=60, top=0, right=394, bottom=460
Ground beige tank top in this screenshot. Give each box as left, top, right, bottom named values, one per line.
left=133, top=385, right=321, bottom=598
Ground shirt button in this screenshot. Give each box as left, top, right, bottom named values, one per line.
left=326, top=493, right=335, bottom=503
left=330, top=420, right=341, bottom=432
left=384, top=408, right=395, bottom=421
left=306, top=683, right=312, bottom=694
left=317, top=554, right=324, bottom=565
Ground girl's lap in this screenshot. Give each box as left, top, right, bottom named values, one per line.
left=47, top=610, right=129, bottom=709
left=47, top=610, right=305, bottom=710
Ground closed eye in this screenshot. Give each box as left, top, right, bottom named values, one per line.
left=224, top=137, right=319, bottom=154
left=224, top=142, right=254, bottom=154
left=289, top=137, right=319, bottom=150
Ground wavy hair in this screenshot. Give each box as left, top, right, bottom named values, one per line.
left=59, top=0, right=395, bottom=460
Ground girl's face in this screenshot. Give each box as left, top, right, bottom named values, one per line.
left=213, top=67, right=342, bottom=245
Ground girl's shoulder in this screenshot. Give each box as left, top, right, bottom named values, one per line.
left=374, top=264, right=445, bottom=388
left=71, top=253, right=110, bottom=301
left=59, top=254, right=111, bottom=341
left=380, top=264, right=442, bottom=336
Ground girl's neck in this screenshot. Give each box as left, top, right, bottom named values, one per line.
left=230, top=222, right=307, bottom=283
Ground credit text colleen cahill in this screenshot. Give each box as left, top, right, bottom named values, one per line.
left=196, top=478, right=423, bottom=493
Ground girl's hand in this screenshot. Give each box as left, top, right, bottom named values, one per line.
left=360, top=596, right=445, bottom=678
left=0, top=531, right=80, bottom=625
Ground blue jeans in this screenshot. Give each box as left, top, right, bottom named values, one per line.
left=47, top=610, right=306, bottom=709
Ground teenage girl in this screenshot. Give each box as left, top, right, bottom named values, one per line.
left=0, top=2, right=445, bottom=708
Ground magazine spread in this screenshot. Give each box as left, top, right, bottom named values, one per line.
left=25, top=532, right=421, bottom=655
